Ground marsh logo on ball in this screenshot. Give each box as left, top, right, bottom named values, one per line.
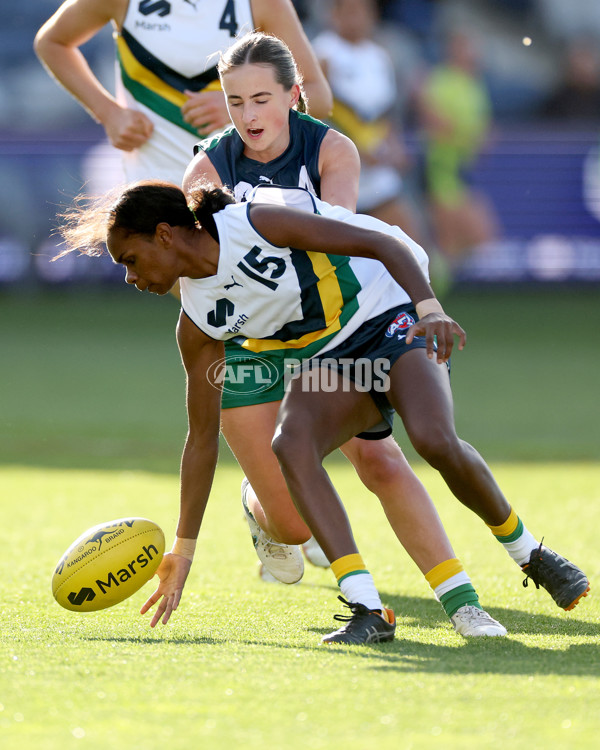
left=52, top=517, right=165, bottom=612
left=65, top=543, right=161, bottom=606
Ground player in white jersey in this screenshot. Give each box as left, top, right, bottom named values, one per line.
left=56, top=178, right=590, bottom=643
left=34, top=0, right=332, bottom=184
left=179, top=185, right=427, bottom=347
left=312, top=0, right=423, bottom=240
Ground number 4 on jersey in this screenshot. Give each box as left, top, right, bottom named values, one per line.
left=219, top=0, right=238, bottom=36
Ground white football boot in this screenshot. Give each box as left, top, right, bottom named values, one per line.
left=241, top=478, right=304, bottom=584
left=301, top=536, right=330, bottom=568
left=451, top=605, right=507, bottom=636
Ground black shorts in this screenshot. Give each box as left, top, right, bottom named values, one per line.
left=305, top=304, right=433, bottom=440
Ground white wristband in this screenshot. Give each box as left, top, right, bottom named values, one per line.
left=171, top=537, right=197, bottom=561
left=416, top=298, right=444, bottom=319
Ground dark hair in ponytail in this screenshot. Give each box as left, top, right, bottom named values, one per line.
left=218, top=31, right=309, bottom=113
left=187, top=180, right=236, bottom=238
left=55, top=179, right=235, bottom=259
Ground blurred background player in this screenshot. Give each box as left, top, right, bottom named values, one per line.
left=311, top=0, right=424, bottom=244
left=414, top=28, right=500, bottom=265
left=538, top=34, right=600, bottom=123
left=34, top=0, right=332, bottom=186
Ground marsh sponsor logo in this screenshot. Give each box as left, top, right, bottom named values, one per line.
left=206, top=355, right=279, bottom=394
left=65, top=544, right=161, bottom=607
left=138, top=0, right=171, bottom=17
left=68, top=587, right=96, bottom=606
left=95, top=544, right=160, bottom=595
left=135, top=0, right=171, bottom=30
left=207, top=298, right=235, bottom=328
left=227, top=313, right=248, bottom=334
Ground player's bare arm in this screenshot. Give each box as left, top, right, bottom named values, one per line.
left=182, top=151, right=224, bottom=195
left=317, top=130, right=361, bottom=211
left=141, top=312, right=223, bottom=626
left=34, top=0, right=153, bottom=149
left=248, top=205, right=465, bottom=361
left=176, top=311, right=223, bottom=541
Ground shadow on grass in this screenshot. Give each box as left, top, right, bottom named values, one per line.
left=82, top=591, right=600, bottom=677
left=376, top=591, right=600, bottom=637
left=299, top=584, right=599, bottom=637
left=84, top=632, right=600, bottom=678
left=312, top=637, right=600, bottom=678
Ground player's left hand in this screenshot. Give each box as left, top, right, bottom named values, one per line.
left=140, top=552, right=192, bottom=627
left=406, top=312, right=466, bottom=363
left=181, top=90, right=231, bottom=135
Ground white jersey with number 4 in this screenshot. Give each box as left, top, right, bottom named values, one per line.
left=115, top=0, right=254, bottom=183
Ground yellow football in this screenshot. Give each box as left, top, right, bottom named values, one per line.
left=52, top=517, right=165, bottom=612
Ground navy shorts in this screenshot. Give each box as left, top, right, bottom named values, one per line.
left=305, top=304, right=433, bottom=440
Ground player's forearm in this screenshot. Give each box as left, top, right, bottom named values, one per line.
left=376, top=239, right=436, bottom=307
left=302, top=80, right=333, bottom=120
left=177, top=434, right=220, bottom=541
left=35, top=39, right=120, bottom=125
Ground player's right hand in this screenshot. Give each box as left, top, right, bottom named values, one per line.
left=140, top=552, right=192, bottom=627
left=104, top=107, right=154, bottom=151
left=406, top=312, right=466, bottom=364
left=181, top=90, right=230, bottom=135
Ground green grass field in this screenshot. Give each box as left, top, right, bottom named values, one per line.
left=1, top=286, right=599, bottom=749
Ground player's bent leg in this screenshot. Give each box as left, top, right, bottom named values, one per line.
left=342, top=435, right=507, bottom=634
left=221, top=401, right=311, bottom=544
left=273, top=378, right=381, bottom=563
left=340, top=435, right=455, bottom=574
left=240, top=477, right=304, bottom=584
left=274, top=381, right=399, bottom=643
left=386, top=349, right=512, bottom=527
left=221, top=402, right=307, bottom=584
left=387, top=350, right=589, bottom=611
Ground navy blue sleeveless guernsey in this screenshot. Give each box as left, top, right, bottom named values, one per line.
left=193, top=109, right=329, bottom=201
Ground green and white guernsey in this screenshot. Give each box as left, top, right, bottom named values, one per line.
left=115, top=0, right=254, bottom=181
left=180, top=185, right=430, bottom=357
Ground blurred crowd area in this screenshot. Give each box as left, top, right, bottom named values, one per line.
left=1, top=0, right=600, bottom=288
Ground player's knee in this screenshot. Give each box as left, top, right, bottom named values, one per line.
left=347, top=438, right=407, bottom=489
left=271, top=417, right=310, bottom=470
left=410, top=425, right=457, bottom=467
left=270, top=514, right=311, bottom=546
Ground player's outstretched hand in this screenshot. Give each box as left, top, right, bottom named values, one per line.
left=182, top=90, right=230, bottom=135
left=406, top=312, right=466, bottom=364
left=140, top=553, right=192, bottom=627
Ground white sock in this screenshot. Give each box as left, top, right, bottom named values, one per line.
left=502, top=529, right=540, bottom=566
left=339, top=572, right=382, bottom=612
